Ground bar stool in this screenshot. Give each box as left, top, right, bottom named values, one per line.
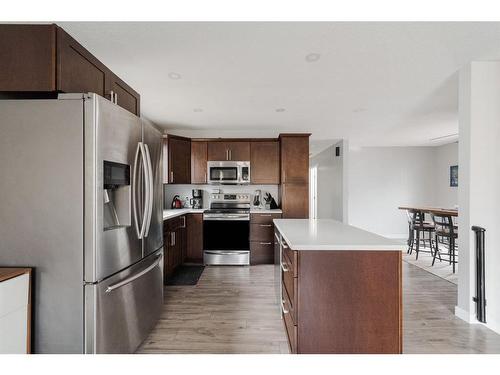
left=430, top=213, right=458, bottom=273
left=407, top=209, right=435, bottom=259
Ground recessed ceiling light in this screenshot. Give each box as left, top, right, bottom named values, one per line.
left=275, top=108, right=286, bottom=112
left=193, top=108, right=203, bottom=112
left=352, top=107, right=367, bottom=113
left=168, top=72, right=181, bottom=80
left=305, top=53, right=321, bottom=62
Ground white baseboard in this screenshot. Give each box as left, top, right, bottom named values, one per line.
left=455, top=306, right=477, bottom=323
left=455, top=306, right=500, bottom=334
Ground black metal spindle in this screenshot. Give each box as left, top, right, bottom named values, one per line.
left=471, top=226, right=486, bottom=323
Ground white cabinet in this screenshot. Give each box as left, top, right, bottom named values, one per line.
left=0, top=269, right=31, bottom=354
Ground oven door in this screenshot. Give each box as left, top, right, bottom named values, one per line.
left=203, top=216, right=250, bottom=265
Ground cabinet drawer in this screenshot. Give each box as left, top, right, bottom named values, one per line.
left=282, top=258, right=297, bottom=312
left=250, top=223, right=274, bottom=241
left=250, top=213, right=282, bottom=224
left=282, top=289, right=297, bottom=354
left=282, top=282, right=296, bottom=325
left=282, top=245, right=298, bottom=277
left=250, top=241, right=274, bottom=264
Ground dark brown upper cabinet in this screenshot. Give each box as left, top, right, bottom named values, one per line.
left=0, top=24, right=140, bottom=116
left=250, top=141, right=280, bottom=184
left=280, top=134, right=310, bottom=184
left=191, top=141, right=208, bottom=184
left=164, top=135, right=191, bottom=184
left=207, top=141, right=250, bottom=161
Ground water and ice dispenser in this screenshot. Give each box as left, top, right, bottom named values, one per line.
left=103, top=161, right=131, bottom=230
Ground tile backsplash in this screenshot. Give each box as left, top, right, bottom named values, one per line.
left=164, top=184, right=280, bottom=209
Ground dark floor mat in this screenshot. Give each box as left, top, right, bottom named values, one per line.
left=166, top=265, right=205, bottom=286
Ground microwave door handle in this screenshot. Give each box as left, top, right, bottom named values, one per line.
left=139, top=143, right=150, bottom=239
left=132, top=142, right=142, bottom=238
left=143, top=143, right=154, bottom=237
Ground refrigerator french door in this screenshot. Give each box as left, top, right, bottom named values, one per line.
left=0, top=93, right=163, bottom=353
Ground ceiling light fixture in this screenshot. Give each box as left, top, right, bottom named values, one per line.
left=275, top=108, right=286, bottom=112
left=168, top=72, right=181, bottom=80
left=305, top=53, right=321, bottom=62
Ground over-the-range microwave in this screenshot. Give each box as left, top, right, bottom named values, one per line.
left=207, top=161, right=250, bottom=185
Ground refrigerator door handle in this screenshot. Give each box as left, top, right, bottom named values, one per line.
left=139, top=142, right=150, bottom=239
left=132, top=142, right=143, bottom=238
left=143, top=143, right=154, bottom=237
left=105, top=253, right=162, bottom=293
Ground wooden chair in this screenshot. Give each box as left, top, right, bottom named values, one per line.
left=430, top=213, right=458, bottom=273
left=407, top=209, right=435, bottom=259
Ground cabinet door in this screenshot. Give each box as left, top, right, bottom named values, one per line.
left=207, top=141, right=229, bottom=161
left=168, top=137, right=191, bottom=184
left=250, top=141, right=279, bottom=184
left=227, top=141, right=250, bottom=161
left=280, top=135, right=309, bottom=184
left=108, top=73, right=140, bottom=115
left=191, top=141, right=208, bottom=184
left=56, top=27, right=107, bottom=97
left=281, top=183, right=309, bottom=218
left=186, top=214, right=204, bottom=263
left=0, top=24, right=56, bottom=91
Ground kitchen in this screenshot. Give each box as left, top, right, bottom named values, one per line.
left=2, top=15, right=500, bottom=364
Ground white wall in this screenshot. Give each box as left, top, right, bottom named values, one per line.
left=309, top=140, right=347, bottom=222
left=457, top=62, right=500, bottom=334
left=434, top=142, right=459, bottom=208
left=164, top=184, right=279, bottom=210
left=347, top=146, right=438, bottom=238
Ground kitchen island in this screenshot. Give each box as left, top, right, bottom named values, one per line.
left=273, top=219, right=403, bottom=354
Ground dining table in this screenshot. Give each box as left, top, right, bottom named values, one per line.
left=398, top=206, right=458, bottom=217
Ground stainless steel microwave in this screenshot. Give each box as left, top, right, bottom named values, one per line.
left=207, top=161, right=250, bottom=185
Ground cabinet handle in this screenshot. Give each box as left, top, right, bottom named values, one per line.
left=259, top=214, right=272, bottom=217
left=114, top=92, right=118, bottom=104
left=181, top=216, right=186, bottom=228
left=109, top=90, right=115, bottom=102
left=170, top=171, right=174, bottom=183
left=259, top=224, right=272, bottom=227
left=281, top=300, right=289, bottom=314
left=259, top=242, right=272, bottom=245
left=229, top=149, right=232, bottom=160
left=173, top=232, right=176, bottom=246
left=281, top=262, right=289, bottom=272
left=226, top=149, right=229, bottom=161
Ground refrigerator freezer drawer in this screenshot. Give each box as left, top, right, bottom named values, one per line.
left=85, top=250, right=163, bottom=353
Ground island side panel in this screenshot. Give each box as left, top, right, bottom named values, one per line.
left=297, top=250, right=402, bottom=354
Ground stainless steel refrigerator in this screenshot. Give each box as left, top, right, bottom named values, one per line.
left=0, top=93, right=164, bottom=353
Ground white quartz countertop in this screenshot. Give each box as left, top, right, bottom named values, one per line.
left=163, top=208, right=282, bottom=220
left=250, top=208, right=282, bottom=214
left=273, top=219, right=403, bottom=251
left=163, top=209, right=205, bottom=220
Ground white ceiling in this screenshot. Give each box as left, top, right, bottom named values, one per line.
left=58, top=22, right=500, bottom=146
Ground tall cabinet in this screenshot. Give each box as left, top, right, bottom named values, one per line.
left=279, top=134, right=310, bottom=218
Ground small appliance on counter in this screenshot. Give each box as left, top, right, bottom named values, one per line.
left=171, top=195, right=183, bottom=209
left=190, top=189, right=203, bottom=209
left=253, top=189, right=261, bottom=207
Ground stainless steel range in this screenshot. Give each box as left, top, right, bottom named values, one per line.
left=203, top=192, right=251, bottom=265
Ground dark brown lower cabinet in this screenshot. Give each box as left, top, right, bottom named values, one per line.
left=281, top=183, right=309, bottom=218
left=278, top=235, right=402, bottom=354
left=249, top=212, right=282, bottom=264
left=163, top=215, right=187, bottom=283
left=186, top=213, right=204, bottom=263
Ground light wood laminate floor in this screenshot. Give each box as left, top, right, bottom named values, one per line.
left=137, top=263, right=500, bottom=354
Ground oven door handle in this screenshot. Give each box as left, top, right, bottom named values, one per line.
left=203, top=216, right=250, bottom=221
